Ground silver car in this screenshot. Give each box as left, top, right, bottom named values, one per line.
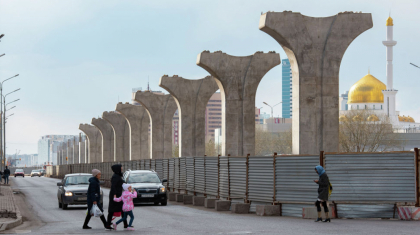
left=31, top=170, right=41, bottom=177
left=56, top=173, right=103, bottom=210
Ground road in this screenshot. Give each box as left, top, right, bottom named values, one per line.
left=4, top=176, right=419, bottom=234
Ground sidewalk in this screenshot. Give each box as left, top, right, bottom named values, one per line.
left=0, top=184, right=22, bottom=231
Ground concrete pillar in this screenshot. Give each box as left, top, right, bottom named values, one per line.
left=79, top=133, right=86, bottom=164
left=116, top=102, right=150, bottom=160
left=92, top=117, right=115, bottom=162
left=134, top=91, right=177, bottom=159
left=79, top=124, right=102, bottom=163
left=197, top=51, right=280, bottom=156
left=67, top=139, right=72, bottom=165
left=102, top=111, right=130, bottom=161
left=259, top=11, right=373, bottom=154
left=159, top=75, right=219, bottom=157
left=73, top=136, right=79, bottom=164
left=57, top=144, right=61, bottom=165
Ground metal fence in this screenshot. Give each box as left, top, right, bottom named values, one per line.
left=45, top=150, right=420, bottom=218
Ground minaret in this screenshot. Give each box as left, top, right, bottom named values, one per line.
left=382, top=16, right=398, bottom=124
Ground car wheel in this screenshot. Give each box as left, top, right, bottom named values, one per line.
left=31, top=176, right=33, bottom=177
left=23, top=176, right=25, bottom=178
left=154, top=202, right=159, bottom=205
left=14, top=175, right=16, bottom=177
left=39, top=176, right=41, bottom=177
left=161, top=201, right=167, bottom=206
left=58, top=201, right=62, bottom=208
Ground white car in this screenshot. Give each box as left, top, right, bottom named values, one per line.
left=31, top=170, right=41, bottom=177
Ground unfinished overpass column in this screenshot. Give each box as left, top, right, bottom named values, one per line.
left=159, top=75, right=219, bottom=157
left=73, top=136, right=79, bottom=164
left=134, top=91, right=177, bottom=159
left=116, top=102, right=150, bottom=160
left=79, top=124, right=102, bottom=163
left=259, top=11, right=373, bottom=154
left=197, top=51, right=280, bottom=156
left=92, top=118, right=115, bottom=162
left=102, top=111, right=130, bottom=161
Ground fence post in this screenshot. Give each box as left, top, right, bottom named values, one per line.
left=203, top=155, right=206, bottom=197
left=217, top=155, right=220, bottom=199
left=415, top=148, right=419, bottom=207
left=273, top=152, right=277, bottom=204
left=227, top=154, right=231, bottom=200
left=193, top=157, right=196, bottom=196
left=245, top=154, right=250, bottom=203
left=319, top=151, right=325, bottom=167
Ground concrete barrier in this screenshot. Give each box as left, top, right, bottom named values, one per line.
left=256, top=205, right=280, bottom=216
left=205, top=198, right=218, bottom=208
left=302, top=206, right=335, bottom=219
left=183, top=195, right=193, bottom=205
left=215, top=200, right=231, bottom=211
left=176, top=194, right=184, bottom=202
left=168, top=193, right=178, bottom=201
left=193, top=196, right=205, bottom=206
left=231, top=203, right=250, bottom=214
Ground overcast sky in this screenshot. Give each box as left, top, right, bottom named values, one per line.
left=0, top=0, right=419, bottom=154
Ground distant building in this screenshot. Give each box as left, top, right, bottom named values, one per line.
left=38, top=135, right=76, bottom=165
left=205, top=92, right=222, bottom=142
left=339, top=91, right=349, bottom=111
left=257, top=118, right=292, bottom=133
left=282, top=59, right=292, bottom=118
left=7, top=154, right=38, bottom=167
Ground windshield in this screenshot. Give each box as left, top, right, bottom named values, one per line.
left=128, top=173, right=161, bottom=183
left=32, top=170, right=40, bottom=172
left=16, top=169, right=23, bottom=172
left=65, top=175, right=90, bottom=185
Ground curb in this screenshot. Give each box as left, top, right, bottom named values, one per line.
left=0, top=186, right=23, bottom=231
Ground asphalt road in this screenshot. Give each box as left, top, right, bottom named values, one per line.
left=4, top=176, right=419, bottom=234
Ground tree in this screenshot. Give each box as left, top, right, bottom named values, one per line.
left=205, top=140, right=218, bottom=156
left=172, top=145, right=179, bottom=158
left=255, top=126, right=292, bottom=156
left=339, top=110, right=401, bottom=152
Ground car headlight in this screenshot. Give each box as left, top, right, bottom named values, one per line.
left=64, top=192, right=73, bottom=197
left=160, top=187, right=166, bottom=193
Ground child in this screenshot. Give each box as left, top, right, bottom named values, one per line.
left=113, top=183, right=137, bottom=230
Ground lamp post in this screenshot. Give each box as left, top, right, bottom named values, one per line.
left=3, top=89, right=20, bottom=164
left=263, top=101, right=282, bottom=124
left=410, top=63, right=420, bottom=69
left=0, top=54, right=4, bottom=58
left=0, top=75, right=19, bottom=170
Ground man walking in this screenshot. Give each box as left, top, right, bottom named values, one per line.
left=4, top=166, right=10, bottom=184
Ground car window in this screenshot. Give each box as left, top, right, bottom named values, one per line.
left=128, top=173, right=161, bottom=183
left=65, top=175, right=90, bottom=185
left=16, top=169, right=23, bottom=172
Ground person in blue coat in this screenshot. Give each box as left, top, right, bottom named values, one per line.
left=314, top=165, right=331, bottom=223
left=83, top=169, right=112, bottom=230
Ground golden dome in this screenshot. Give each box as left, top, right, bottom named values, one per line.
left=348, top=73, right=386, bottom=104
left=408, top=116, right=415, bottom=123
left=353, top=115, right=363, bottom=122
left=339, top=115, right=347, bottom=122
left=367, top=114, right=379, bottom=122
left=386, top=17, right=394, bottom=26
left=398, top=115, right=404, bottom=122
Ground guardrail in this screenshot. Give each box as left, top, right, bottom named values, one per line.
left=46, top=150, right=420, bottom=218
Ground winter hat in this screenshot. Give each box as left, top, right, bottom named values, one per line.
left=92, top=169, right=101, bottom=177
left=122, top=183, right=131, bottom=191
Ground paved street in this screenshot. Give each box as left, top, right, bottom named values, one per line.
left=3, top=176, right=418, bottom=234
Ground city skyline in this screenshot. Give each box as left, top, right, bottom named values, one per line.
left=1, top=0, right=420, bottom=153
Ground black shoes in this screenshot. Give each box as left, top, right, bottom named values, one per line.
left=323, top=218, right=331, bottom=222
left=82, top=226, right=92, bottom=229
left=315, top=217, right=322, bottom=222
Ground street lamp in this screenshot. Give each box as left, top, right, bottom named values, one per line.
left=0, top=34, right=4, bottom=39
left=2, top=89, right=20, bottom=167
left=263, top=101, right=282, bottom=120
left=410, top=63, right=420, bottom=69
left=0, top=54, right=4, bottom=57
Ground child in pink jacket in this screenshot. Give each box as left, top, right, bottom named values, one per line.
left=113, top=183, right=137, bottom=230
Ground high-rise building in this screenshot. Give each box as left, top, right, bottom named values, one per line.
left=282, top=59, right=292, bottom=118
left=38, top=135, right=76, bottom=165
left=205, top=92, right=222, bottom=142
left=339, top=91, right=349, bottom=111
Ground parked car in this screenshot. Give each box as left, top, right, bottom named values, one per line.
left=56, top=173, right=103, bottom=210
left=14, top=169, right=25, bottom=177
left=122, top=170, right=167, bottom=206
left=31, top=170, right=41, bottom=177
left=40, top=169, right=46, bottom=176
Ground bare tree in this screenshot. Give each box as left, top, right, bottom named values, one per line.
left=205, top=140, right=218, bottom=156
left=172, top=145, right=179, bottom=158
left=339, top=110, right=401, bottom=152
left=255, top=126, right=292, bottom=156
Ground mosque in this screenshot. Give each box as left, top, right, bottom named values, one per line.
left=339, top=16, right=420, bottom=131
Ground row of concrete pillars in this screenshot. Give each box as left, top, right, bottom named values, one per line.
left=70, top=11, right=373, bottom=163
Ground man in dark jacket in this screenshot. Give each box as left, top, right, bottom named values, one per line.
left=107, top=164, right=128, bottom=228
left=4, top=166, right=10, bottom=184
left=83, top=169, right=111, bottom=230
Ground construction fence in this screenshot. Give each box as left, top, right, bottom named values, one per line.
left=46, top=150, right=420, bottom=218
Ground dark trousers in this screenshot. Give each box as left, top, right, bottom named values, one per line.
left=107, top=211, right=128, bottom=227
left=83, top=214, right=107, bottom=228
left=4, top=175, right=9, bottom=184
left=315, top=200, right=329, bottom=212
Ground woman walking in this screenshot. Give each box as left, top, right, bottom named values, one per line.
left=314, top=165, right=331, bottom=222
left=107, top=164, right=128, bottom=229
left=113, top=183, right=136, bottom=230
left=83, top=169, right=111, bottom=230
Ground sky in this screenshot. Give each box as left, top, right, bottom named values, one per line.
left=0, top=0, right=419, bottom=154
